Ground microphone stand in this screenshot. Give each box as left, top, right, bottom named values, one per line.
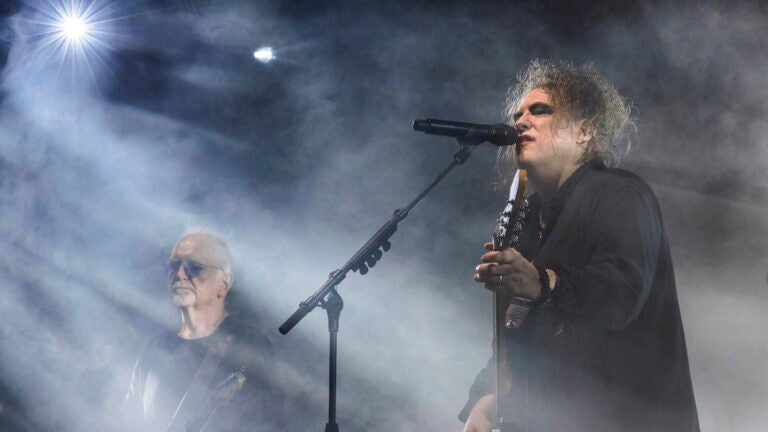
left=323, top=289, right=343, bottom=432
left=279, top=139, right=482, bottom=432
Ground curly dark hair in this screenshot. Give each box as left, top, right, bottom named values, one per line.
left=497, top=59, right=634, bottom=184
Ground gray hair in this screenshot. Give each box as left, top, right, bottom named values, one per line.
left=498, top=59, right=634, bottom=185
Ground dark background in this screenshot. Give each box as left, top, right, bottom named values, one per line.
left=0, top=0, right=766, bottom=431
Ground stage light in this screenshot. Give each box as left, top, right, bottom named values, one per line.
left=45, top=1, right=101, bottom=52
left=23, top=0, right=118, bottom=66
left=12, top=0, right=125, bottom=86
left=57, top=14, right=90, bottom=43
left=253, top=47, right=276, bottom=64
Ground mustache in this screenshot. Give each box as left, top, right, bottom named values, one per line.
left=171, top=282, right=194, bottom=291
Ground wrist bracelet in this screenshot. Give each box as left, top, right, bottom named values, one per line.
left=533, top=265, right=551, bottom=305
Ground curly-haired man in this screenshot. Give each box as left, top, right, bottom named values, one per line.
left=463, top=60, right=699, bottom=432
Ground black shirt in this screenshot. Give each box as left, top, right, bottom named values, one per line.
left=461, top=164, right=699, bottom=432
left=124, top=317, right=284, bottom=432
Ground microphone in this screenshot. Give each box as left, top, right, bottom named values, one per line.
left=413, top=118, right=519, bottom=146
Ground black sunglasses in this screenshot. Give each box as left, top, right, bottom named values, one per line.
left=165, top=259, right=224, bottom=279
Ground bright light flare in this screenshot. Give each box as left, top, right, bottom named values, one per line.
left=57, top=14, right=91, bottom=42
left=253, top=47, right=276, bottom=64
left=44, top=1, right=103, bottom=52
left=21, top=0, right=121, bottom=78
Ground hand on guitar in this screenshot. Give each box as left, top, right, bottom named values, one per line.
left=474, top=242, right=541, bottom=300
left=463, top=394, right=495, bottom=432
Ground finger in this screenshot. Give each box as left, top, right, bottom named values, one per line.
left=476, top=273, right=497, bottom=284
left=482, top=247, right=524, bottom=264
left=483, top=241, right=494, bottom=251
left=502, top=247, right=525, bottom=263
left=474, top=263, right=497, bottom=275
left=476, top=273, right=500, bottom=286
left=481, top=275, right=520, bottom=292
left=475, top=271, right=504, bottom=288
left=480, top=250, right=500, bottom=263
left=476, top=272, right=515, bottom=292
left=475, top=263, right=516, bottom=276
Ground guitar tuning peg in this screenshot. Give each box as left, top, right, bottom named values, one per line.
left=373, top=249, right=383, bottom=260
left=366, top=257, right=377, bottom=268
left=382, top=241, right=391, bottom=252
left=359, top=264, right=369, bottom=275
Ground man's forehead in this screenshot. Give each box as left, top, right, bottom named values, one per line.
left=171, top=234, right=226, bottom=264
left=172, top=238, right=200, bottom=255
left=517, top=88, right=551, bottom=109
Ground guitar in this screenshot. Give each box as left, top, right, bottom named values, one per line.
left=491, top=169, right=529, bottom=432
left=173, top=368, right=247, bottom=432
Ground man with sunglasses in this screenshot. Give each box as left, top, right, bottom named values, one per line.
left=124, top=232, right=284, bottom=432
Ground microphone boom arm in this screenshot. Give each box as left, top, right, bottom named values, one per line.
left=279, top=143, right=475, bottom=335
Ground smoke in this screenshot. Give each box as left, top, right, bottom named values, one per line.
left=0, top=0, right=766, bottom=431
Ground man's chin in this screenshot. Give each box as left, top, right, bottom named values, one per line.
left=171, top=291, right=196, bottom=307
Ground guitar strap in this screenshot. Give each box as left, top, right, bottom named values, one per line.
left=166, top=334, right=235, bottom=432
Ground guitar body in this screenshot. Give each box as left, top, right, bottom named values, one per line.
left=168, top=369, right=246, bottom=432
left=491, top=169, right=528, bottom=432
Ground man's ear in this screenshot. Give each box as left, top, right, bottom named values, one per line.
left=577, top=119, right=596, bottom=145
left=219, top=273, right=233, bottom=298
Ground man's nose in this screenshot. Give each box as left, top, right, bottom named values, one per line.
left=514, top=116, right=530, bottom=132
left=176, top=264, right=188, bottom=281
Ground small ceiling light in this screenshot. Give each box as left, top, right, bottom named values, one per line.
left=253, top=47, right=276, bottom=64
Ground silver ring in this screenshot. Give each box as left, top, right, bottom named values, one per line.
left=497, top=275, right=503, bottom=286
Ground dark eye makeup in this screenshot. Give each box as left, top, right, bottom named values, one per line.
left=530, top=103, right=553, bottom=115
left=513, top=102, right=553, bottom=121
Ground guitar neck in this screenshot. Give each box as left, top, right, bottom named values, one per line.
left=493, top=291, right=511, bottom=432
left=491, top=169, right=527, bottom=432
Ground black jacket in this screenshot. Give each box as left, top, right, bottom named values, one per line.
left=461, top=164, right=699, bottom=432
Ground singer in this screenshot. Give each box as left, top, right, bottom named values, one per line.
left=462, top=60, right=699, bottom=432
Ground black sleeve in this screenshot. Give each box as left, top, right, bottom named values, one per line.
left=548, top=182, right=662, bottom=330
